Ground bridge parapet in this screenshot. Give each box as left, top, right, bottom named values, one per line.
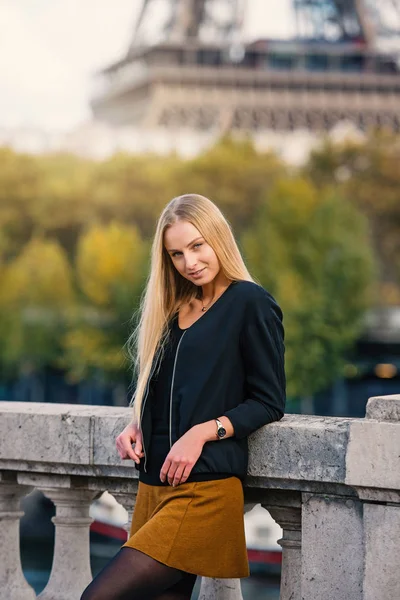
left=0, top=396, right=399, bottom=600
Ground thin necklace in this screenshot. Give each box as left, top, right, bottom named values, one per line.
left=201, top=292, right=216, bottom=312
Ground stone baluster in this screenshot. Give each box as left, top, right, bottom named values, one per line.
left=350, top=394, right=400, bottom=600
left=111, top=490, right=137, bottom=538
left=198, top=503, right=257, bottom=600
left=37, top=488, right=98, bottom=600
left=0, top=478, right=36, bottom=600
left=263, top=504, right=301, bottom=600
left=300, top=493, right=363, bottom=600
left=362, top=496, right=400, bottom=600
left=198, top=578, right=242, bottom=600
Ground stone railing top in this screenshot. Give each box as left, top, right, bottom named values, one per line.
left=365, top=394, right=400, bottom=421
left=0, top=397, right=399, bottom=499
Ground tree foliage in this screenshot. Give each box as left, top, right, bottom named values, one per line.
left=76, top=221, right=146, bottom=307
left=177, top=137, right=284, bottom=234
left=0, top=148, right=42, bottom=258
left=60, top=222, right=148, bottom=381
left=89, top=152, right=180, bottom=239
left=0, top=238, right=75, bottom=374
left=242, top=177, right=375, bottom=399
left=305, top=132, right=400, bottom=304
left=0, top=135, right=390, bottom=401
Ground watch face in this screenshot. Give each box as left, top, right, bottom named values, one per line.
left=218, top=427, right=226, bottom=438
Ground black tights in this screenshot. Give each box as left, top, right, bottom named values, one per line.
left=80, top=547, right=197, bottom=600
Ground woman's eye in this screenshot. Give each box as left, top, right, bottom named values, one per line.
left=171, top=243, right=202, bottom=257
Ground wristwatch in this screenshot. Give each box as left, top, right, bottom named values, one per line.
left=215, top=418, right=227, bottom=440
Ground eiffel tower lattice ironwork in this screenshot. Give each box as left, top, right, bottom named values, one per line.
left=128, top=0, right=245, bottom=49
left=294, top=0, right=400, bottom=48
left=90, top=0, right=400, bottom=135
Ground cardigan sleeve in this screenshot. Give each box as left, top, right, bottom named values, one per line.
left=223, top=287, right=286, bottom=439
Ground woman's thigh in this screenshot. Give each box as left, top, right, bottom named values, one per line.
left=80, top=547, right=195, bottom=600
left=153, top=572, right=197, bottom=599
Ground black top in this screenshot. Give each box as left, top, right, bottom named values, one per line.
left=139, top=314, right=232, bottom=486
left=136, top=280, right=286, bottom=482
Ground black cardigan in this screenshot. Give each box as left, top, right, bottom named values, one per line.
left=136, top=279, right=286, bottom=481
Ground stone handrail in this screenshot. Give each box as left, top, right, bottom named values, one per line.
left=0, top=395, right=399, bottom=600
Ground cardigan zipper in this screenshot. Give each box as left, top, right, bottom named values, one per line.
left=169, top=330, right=187, bottom=449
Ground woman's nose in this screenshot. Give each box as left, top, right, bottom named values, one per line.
left=186, top=258, right=198, bottom=270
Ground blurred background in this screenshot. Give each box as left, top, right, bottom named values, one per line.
left=1, top=1, right=400, bottom=598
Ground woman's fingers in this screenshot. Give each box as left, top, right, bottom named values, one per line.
left=160, top=458, right=172, bottom=483
left=116, top=433, right=141, bottom=463
left=134, top=436, right=144, bottom=458
left=115, top=422, right=143, bottom=458
left=172, top=464, right=186, bottom=487
left=179, top=464, right=193, bottom=485
left=161, top=458, right=193, bottom=486
left=167, top=462, right=179, bottom=486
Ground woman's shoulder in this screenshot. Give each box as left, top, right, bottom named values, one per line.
left=232, top=280, right=282, bottom=320
left=233, top=280, right=278, bottom=304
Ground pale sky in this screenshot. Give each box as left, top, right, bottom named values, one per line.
left=0, top=0, right=294, bottom=131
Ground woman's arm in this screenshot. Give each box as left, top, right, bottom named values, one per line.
left=222, top=288, right=286, bottom=439
left=170, top=288, right=286, bottom=448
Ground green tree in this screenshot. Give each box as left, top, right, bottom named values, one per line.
left=0, top=149, right=95, bottom=260
left=0, top=148, right=42, bottom=258
left=90, top=152, right=180, bottom=239
left=0, top=238, right=75, bottom=375
left=242, top=177, right=375, bottom=405
left=176, top=136, right=284, bottom=235
left=35, top=153, right=95, bottom=256
left=61, top=222, right=148, bottom=381
left=305, top=132, right=400, bottom=304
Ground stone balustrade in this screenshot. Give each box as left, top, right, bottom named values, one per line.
left=0, top=395, right=399, bottom=600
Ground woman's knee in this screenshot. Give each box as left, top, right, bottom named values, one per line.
left=80, top=583, right=102, bottom=600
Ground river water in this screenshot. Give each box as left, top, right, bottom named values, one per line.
left=22, top=539, right=280, bottom=599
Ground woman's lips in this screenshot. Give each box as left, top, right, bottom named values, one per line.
left=190, top=268, right=205, bottom=278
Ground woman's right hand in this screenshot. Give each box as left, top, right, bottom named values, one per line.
left=115, top=421, right=144, bottom=464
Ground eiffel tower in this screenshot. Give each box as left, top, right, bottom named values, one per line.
left=90, top=0, right=400, bottom=133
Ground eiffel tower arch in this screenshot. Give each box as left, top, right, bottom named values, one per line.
left=90, top=0, right=400, bottom=135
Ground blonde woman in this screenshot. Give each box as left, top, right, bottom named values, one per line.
left=81, top=194, right=286, bottom=600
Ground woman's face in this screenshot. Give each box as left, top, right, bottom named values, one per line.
left=164, top=220, right=220, bottom=285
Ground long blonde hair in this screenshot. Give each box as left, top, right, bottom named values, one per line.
left=128, top=193, right=255, bottom=424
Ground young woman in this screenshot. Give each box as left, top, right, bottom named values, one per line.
left=81, top=194, right=286, bottom=600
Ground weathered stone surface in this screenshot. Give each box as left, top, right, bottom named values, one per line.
left=91, top=409, right=135, bottom=467
left=1, top=403, right=363, bottom=489
left=266, top=506, right=301, bottom=600
left=301, top=494, right=364, bottom=600
left=364, top=503, right=400, bottom=600
left=248, top=414, right=356, bottom=484
left=365, top=394, right=400, bottom=421
left=0, top=402, right=92, bottom=465
left=38, top=488, right=97, bottom=600
left=1, top=397, right=400, bottom=600
left=0, top=483, right=36, bottom=600
left=199, top=578, right=243, bottom=600
left=0, top=402, right=138, bottom=476
left=346, top=420, right=400, bottom=490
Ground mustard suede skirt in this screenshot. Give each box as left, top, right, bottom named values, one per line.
left=122, top=476, right=250, bottom=579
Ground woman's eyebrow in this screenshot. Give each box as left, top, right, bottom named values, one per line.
left=167, top=236, right=204, bottom=252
